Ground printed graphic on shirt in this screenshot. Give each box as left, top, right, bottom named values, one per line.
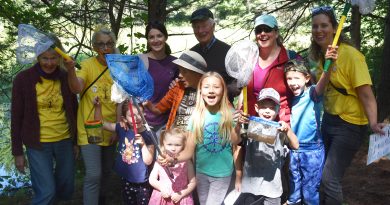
left=89, top=77, right=112, bottom=103
left=174, top=88, right=196, bottom=129
left=119, top=137, right=141, bottom=164
left=37, top=79, right=62, bottom=112
left=202, top=122, right=229, bottom=153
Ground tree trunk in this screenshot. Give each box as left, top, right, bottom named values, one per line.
left=350, top=6, right=361, bottom=49
left=148, top=0, right=167, bottom=23
left=376, top=1, right=390, bottom=121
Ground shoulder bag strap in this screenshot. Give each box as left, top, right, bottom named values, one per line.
left=79, top=67, right=108, bottom=100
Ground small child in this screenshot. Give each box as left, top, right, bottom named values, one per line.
left=94, top=97, right=155, bottom=205
left=284, top=59, right=331, bottom=205
left=235, top=88, right=299, bottom=205
left=148, top=128, right=196, bottom=205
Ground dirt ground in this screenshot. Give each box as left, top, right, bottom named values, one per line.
left=343, top=144, right=390, bottom=205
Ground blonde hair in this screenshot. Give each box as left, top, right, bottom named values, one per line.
left=159, top=128, right=187, bottom=154
left=191, top=72, right=233, bottom=144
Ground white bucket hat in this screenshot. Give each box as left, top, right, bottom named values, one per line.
left=172, top=50, right=207, bottom=74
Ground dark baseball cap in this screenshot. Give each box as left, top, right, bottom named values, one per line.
left=190, top=8, right=214, bottom=23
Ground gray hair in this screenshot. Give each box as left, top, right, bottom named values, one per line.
left=92, top=27, right=119, bottom=53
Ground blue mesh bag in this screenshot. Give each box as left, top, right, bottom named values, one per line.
left=105, top=54, right=154, bottom=102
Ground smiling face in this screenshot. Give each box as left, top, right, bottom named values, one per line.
left=200, top=76, right=224, bottom=111
left=38, top=49, right=61, bottom=74
left=147, top=28, right=167, bottom=53
left=312, top=13, right=336, bottom=51
left=286, top=70, right=310, bottom=96
left=255, top=25, right=278, bottom=48
left=192, top=19, right=215, bottom=47
left=255, top=99, right=278, bottom=121
left=93, top=33, right=115, bottom=64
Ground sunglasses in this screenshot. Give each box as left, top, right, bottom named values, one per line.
left=255, top=26, right=274, bottom=34
left=312, top=6, right=334, bottom=16
left=95, top=41, right=115, bottom=49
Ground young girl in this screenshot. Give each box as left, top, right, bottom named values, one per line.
left=148, top=128, right=196, bottom=205
left=161, top=71, right=241, bottom=205
left=94, top=97, right=155, bottom=205
left=235, top=88, right=299, bottom=205
left=284, top=58, right=332, bottom=205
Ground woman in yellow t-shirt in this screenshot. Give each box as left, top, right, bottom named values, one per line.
left=11, top=34, right=78, bottom=205
left=309, top=6, right=385, bottom=205
left=67, top=27, right=118, bottom=205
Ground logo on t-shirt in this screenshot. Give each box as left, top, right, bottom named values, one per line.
left=202, top=122, right=229, bottom=153
left=119, top=137, right=140, bottom=164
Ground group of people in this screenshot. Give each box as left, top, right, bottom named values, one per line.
left=11, top=5, right=385, bottom=205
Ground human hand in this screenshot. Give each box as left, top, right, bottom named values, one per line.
left=119, top=119, right=129, bottom=131
left=73, top=145, right=80, bottom=160
left=278, top=121, right=290, bottom=132
left=161, top=188, right=171, bottom=198
left=109, top=133, right=119, bottom=145
left=63, top=58, right=76, bottom=72
left=370, top=122, right=386, bottom=135
left=325, top=45, right=338, bottom=61
left=14, top=155, right=26, bottom=174
left=235, top=181, right=242, bottom=192
left=169, top=78, right=179, bottom=89
left=158, top=154, right=174, bottom=167
left=93, top=96, right=101, bottom=107
left=134, top=134, right=145, bottom=147
left=171, top=192, right=183, bottom=204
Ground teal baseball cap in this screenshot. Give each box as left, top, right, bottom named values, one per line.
left=254, top=14, right=278, bottom=28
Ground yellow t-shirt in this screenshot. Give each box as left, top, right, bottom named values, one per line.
left=36, top=77, right=70, bottom=142
left=77, top=57, right=116, bottom=146
left=318, top=43, right=372, bottom=125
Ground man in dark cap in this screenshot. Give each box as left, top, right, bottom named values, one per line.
left=190, top=7, right=240, bottom=104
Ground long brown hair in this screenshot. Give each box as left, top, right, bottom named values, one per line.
left=309, top=7, right=353, bottom=63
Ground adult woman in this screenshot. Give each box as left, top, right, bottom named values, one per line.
left=141, top=21, right=178, bottom=134
left=247, top=14, right=298, bottom=123
left=11, top=34, right=78, bottom=205
left=67, top=27, right=118, bottom=205
left=309, top=6, right=385, bottom=205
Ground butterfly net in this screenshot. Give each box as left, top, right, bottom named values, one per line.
left=351, top=0, right=376, bottom=15
left=225, top=40, right=259, bottom=88
left=16, top=24, right=54, bottom=64
left=106, top=54, right=154, bottom=103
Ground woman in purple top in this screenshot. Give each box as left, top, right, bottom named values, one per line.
left=143, top=21, right=179, bottom=137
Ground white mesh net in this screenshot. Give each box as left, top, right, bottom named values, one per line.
left=351, top=0, right=376, bottom=15
left=225, top=40, right=259, bottom=87
left=16, top=24, right=54, bottom=64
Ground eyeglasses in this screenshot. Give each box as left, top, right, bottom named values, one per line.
left=312, top=6, right=334, bottom=16
left=95, top=41, right=115, bottom=49
left=255, top=26, right=274, bottom=34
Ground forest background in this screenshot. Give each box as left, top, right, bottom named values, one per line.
left=0, top=0, right=389, bottom=204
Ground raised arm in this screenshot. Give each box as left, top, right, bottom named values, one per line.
left=315, top=45, right=336, bottom=96
left=66, top=63, right=85, bottom=94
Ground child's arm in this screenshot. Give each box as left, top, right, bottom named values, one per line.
left=315, top=45, right=337, bottom=96
left=233, top=144, right=244, bottom=191
left=135, top=133, right=155, bottom=165
left=232, top=110, right=249, bottom=145
left=149, top=163, right=170, bottom=198
left=93, top=97, right=116, bottom=132
left=170, top=160, right=197, bottom=203
left=279, top=121, right=299, bottom=150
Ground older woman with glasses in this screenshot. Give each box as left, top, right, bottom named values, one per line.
left=67, top=27, right=119, bottom=205
left=309, top=6, right=385, bottom=205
